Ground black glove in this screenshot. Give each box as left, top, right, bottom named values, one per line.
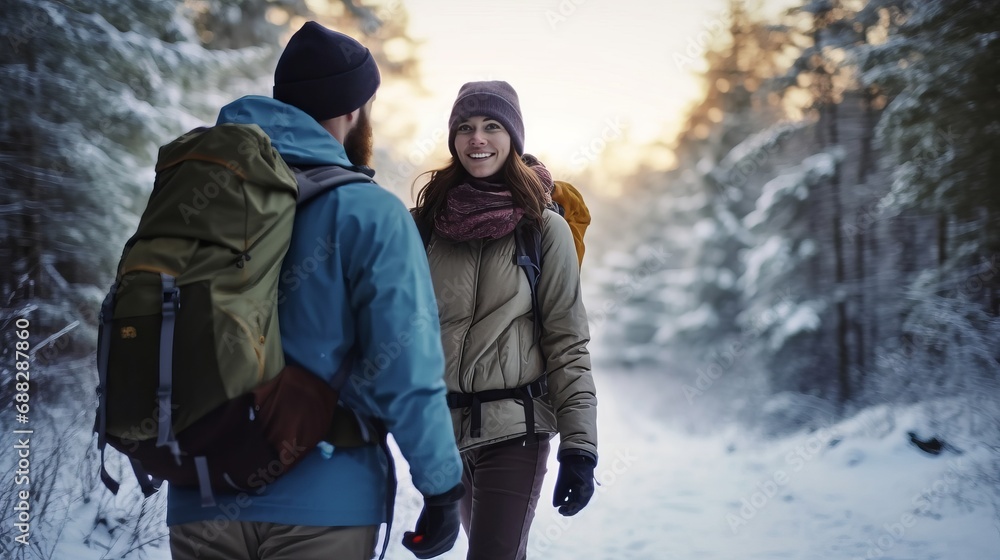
left=402, top=483, right=465, bottom=559
left=552, top=453, right=596, bottom=516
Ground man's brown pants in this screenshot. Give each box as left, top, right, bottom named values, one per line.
left=169, top=520, right=378, bottom=559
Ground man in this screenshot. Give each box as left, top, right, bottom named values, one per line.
left=167, top=21, right=464, bottom=560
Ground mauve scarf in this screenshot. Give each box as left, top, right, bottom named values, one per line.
left=434, top=160, right=554, bottom=242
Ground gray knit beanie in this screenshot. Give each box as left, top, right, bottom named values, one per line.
left=448, top=81, right=525, bottom=158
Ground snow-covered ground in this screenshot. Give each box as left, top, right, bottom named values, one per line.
left=412, top=371, right=1000, bottom=560
left=48, top=273, right=1000, bottom=559
left=54, top=361, right=1000, bottom=560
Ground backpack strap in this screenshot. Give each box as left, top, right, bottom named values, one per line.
left=96, top=285, right=120, bottom=494
left=446, top=377, right=548, bottom=443
left=371, top=419, right=396, bottom=560
left=550, top=200, right=565, bottom=217
left=156, top=273, right=182, bottom=463
left=513, top=217, right=544, bottom=346
left=294, top=166, right=376, bottom=206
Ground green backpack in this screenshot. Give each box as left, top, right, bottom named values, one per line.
left=95, top=124, right=373, bottom=505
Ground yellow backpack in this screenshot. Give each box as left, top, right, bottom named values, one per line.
left=551, top=180, right=591, bottom=268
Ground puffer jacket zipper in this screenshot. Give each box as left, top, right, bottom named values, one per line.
left=455, top=239, right=482, bottom=393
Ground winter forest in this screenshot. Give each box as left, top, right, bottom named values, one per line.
left=2, top=0, right=1000, bottom=558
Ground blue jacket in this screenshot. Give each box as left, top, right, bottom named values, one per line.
left=167, top=96, right=462, bottom=528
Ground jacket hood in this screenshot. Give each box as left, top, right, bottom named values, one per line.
left=216, top=95, right=352, bottom=168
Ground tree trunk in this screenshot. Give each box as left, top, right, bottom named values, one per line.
left=808, top=7, right=852, bottom=402
left=854, top=86, right=878, bottom=388
left=855, top=229, right=866, bottom=372
left=868, top=222, right=879, bottom=367
left=937, top=213, right=947, bottom=271
left=857, top=87, right=876, bottom=183
left=6, top=41, right=44, bottom=303
left=832, top=161, right=851, bottom=403
left=988, top=208, right=1000, bottom=316
left=820, top=45, right=849, bottom=401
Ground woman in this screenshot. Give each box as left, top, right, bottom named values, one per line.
left=410, top=81, right=598, bottom=559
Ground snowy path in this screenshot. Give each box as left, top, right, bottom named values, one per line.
left=392, top=369, right=1000, bottom=560
left=57, top=368, right=1000, bottom=559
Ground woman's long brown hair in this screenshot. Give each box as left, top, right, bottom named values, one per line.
left=412, top=154, right=548, bottom=231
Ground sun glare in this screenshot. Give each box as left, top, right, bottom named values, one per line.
left=394, top=0, right=736, bottom=195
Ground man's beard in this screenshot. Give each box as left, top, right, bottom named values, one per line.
left=343, top=108, right=373, bottom=167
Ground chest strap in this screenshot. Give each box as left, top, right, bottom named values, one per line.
left=446, top=377, right=548, bottom=443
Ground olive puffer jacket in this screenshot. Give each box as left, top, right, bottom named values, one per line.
left=426, top=209, right=597, bottom=459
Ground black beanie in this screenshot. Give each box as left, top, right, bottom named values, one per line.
left=448, top=81, right=525, bottom=158
left=273, top=21, right=381, bottom=121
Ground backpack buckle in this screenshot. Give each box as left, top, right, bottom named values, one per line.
left=524, top=378, right=548, bottom=399
left=160, top=274, right=180, bottom=311
left=161, top=287, right=180, bottom=311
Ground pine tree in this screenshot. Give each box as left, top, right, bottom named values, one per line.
left=0, top=1, right=425, bottom=554
left=0, top=0, right=280, bottom=360
left=857, top=0, right=1000, bottom=401
left=666, top=0, right=791, bottom=344
left=861, top=0, right=1000, bottom=302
